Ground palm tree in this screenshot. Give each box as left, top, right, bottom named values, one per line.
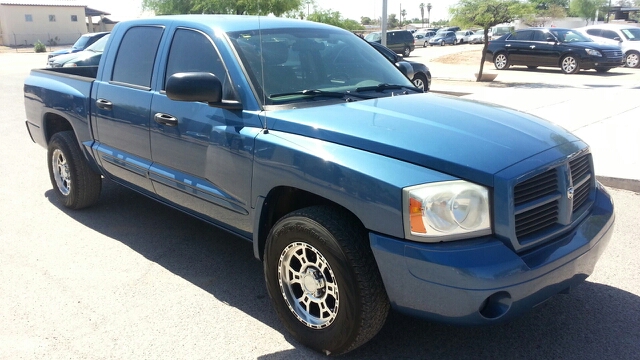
left=401, top=9, right=407, bottom=25
left=420, top=3, right=425, bottom=27
left=427, top=3, right=432, bottom=27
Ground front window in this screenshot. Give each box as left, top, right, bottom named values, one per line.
left=72, top=35, right=90, bottom=49
left=364, top=32, right=381, bottom=42
left=228, top=27, right=415, bottom=106
left=85, top=34, right=109, bottom=52
left=550, top=29, right=592, bottom=43
left=621, top=28, right=640, bottom=41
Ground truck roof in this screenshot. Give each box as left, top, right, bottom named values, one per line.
left=117, top=14, right=336, bottom=33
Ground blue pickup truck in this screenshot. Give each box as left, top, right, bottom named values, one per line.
left=24, top=15, right=615, bottom=355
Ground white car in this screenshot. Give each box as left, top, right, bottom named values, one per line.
left=455, top=30, right=475, bottom=44
left=467, top=30, right=485, bottom=44
left=576, top=24, right=640, bottom=68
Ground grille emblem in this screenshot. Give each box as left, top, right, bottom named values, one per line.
left=567, top=186, right=574, bottom=200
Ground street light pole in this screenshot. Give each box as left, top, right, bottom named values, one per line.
left=382, top=0, right=388, bottom=46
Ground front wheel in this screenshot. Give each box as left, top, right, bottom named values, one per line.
left=561, top=55, right=580, bottom=74
left=47, top=131, right=102, bottom=209
left=264, top=206, right=389, bottom=355
left=625, top=51, right=639, bottom=68
left=412, top=72, right=428, bottom=92
left=440, top=40, right=445, bottom=46
left=494, top=52, right=509, bottom=70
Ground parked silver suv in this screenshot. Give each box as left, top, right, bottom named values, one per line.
left=577, top=24, right=640, bottom=68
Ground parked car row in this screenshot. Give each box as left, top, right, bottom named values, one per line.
left=575, top=24, right=640, bottom=68
left=368, top=41, right=431, bottom=91
left=364, top=30, right=415, bottom=56
left=47, top=33, right=110, bottom=68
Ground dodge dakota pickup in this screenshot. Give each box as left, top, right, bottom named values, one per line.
left=24, top=15, right=615, bottom=355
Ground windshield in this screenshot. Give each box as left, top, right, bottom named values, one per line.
left=621, top=28, right=640, bottom=41
left=550, top=29, right=592, bottom=43
left=228, top=27, right=415, bottom=105
left=86, top=34, right=110, bottom=52
left=72, top=35, right=91, bottom=50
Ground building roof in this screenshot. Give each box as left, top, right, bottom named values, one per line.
left=85, top=6, right=110, bottom=17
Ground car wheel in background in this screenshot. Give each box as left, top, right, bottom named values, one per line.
left=403, top=46, right=411, bottom=57
left=561, top=55, right=580, bottom=74
left=440, top=40, right=445, bottom=46
left=423, top=41, right=428, bottom=48
left=493, top=52, right=509, bottom=70
left=412, top=73, right=428, bottom=91
left=527, top=66, right=538, bottom=69
left=625, top=51, right=639, bottom=68
left=595, top=67, right=610, bottom=73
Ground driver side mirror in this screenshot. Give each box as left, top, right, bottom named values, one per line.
left=166, top=72, right=242, bottom=110
left=396, top=61, right=415, bottom=80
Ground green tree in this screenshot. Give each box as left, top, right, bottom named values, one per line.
left=361, top=16, right=372, bottom=25
left=143, top=0, right=302, bottom=16
left=570, top=0, right=607, bottom=25
left=427, top=3, right=432, bottom=26
left=307, top=9, right=364, bottom=30
left=420, top=3, right=425, bottom=26
left=401, top=9, right=407, bottom=24
left=387, top=14, right=400, bottom=29
left=450, top=0, right=530, bottom=81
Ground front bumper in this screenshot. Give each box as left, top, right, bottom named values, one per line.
left=580, top=55, right=624, bottom=69
left=370, top=185, right=614, bottom=325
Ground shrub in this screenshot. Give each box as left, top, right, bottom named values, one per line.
left=34, top=40, right=46, bottom=53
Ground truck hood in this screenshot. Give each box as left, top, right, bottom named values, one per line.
left=265, top=94, right=581, bottom=186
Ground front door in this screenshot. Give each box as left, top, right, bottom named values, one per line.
left=148, top=28, right=260, bottom=235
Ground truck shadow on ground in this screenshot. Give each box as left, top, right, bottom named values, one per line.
left=46, top=180, right=639, bottom=359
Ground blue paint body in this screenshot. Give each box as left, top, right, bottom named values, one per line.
left=24, top=15, right=614, bottom=324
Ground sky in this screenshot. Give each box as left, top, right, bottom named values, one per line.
left=83, top=0, right=457, bottom=23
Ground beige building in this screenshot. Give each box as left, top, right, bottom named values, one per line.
left=0, top=1, right=108, bottom=46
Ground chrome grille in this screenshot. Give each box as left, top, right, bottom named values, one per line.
left=602, top=50, right=623, bottom=58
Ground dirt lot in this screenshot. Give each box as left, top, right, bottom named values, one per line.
left=431, top=47, right=484, bottom=65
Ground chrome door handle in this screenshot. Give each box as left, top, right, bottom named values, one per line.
left=154, top=113, right=178, bottom=127
left=96, top=98, right=113, bottom=110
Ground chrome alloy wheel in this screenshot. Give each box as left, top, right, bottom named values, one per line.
left=626, top=53, right=639, bottom=68
left=562, top=56, right=578, bottom=73
left=278, top=242, right=339, bottom=329
left=494, top=54, right=508, bottom=69
left=52, top=149, right=71, bottom=196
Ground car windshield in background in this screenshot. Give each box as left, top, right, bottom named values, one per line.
left=86, top=34, right=109, bottom=52
left=364, top=32, right=381, bottom=42
left=621, top=28, right=640, bottom=41
left=228, top=28, right=415, bottom=105
left=550, top=29, right=592, bottom=43
left=72, top=35, right=90, bottom=50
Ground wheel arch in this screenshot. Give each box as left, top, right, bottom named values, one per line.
left=253, top=186, right=365, bottom=261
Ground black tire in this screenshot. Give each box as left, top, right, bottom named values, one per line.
left=47, top=131, right=102, bottom=209
left=561, top=55, right=580, bottom=74
left=423, top=41, right=428, bottom=48
left=440, top=40, right=445, bottom=46
left=595, top=67, right=611, bottom=73
left=624, top=51, right=639, bottom=68
left=264, top=206, right=389, bottom=356
left=493, top=52, right=509, bottom=70
left=527, top=66, right=538, bottom=69
left=412, top=72, right=428, bottom=92
left=402, top=46, right=411, bottom=57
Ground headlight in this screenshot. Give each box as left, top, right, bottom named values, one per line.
left=403, top=180, right=491, bottom=242
left=585, top=49, right=602, bottom=57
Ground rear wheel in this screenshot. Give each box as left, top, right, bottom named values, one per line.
left=625, top=51, right=639, bottom=68
left=403, top=46, right=411, bottom=57
left=47, top=131, right=102, bottom=209
left=561, top=55, right=580, bottom=74
left=494, top=52, right=509, bottom=70
left=264, top=206, right=389, bottom=356
left=440, top=40, right=445, bottom=46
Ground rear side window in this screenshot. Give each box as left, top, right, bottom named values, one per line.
left=601, top=30, right=619, bottom=40
left=112, top=26, right=164, bottom=88
left=586, top=29, right=602, bottom=37
left=510, top=31, right=532, bottom=41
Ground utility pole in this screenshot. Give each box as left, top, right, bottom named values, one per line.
left=382, top=0, right=388, bottom=46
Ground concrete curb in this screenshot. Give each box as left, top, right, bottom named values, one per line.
left=597, top=176, right=640, bottom=194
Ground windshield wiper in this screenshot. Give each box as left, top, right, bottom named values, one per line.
left=355, top=83, right=422, bottom=93
left=269, top=89, right=373, bottom=100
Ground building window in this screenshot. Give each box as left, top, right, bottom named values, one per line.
left=71, top=15, right=78, bottom=22
left=25, top=14, right=33, bottom=22
left=49, top=15, right=56, bottom=22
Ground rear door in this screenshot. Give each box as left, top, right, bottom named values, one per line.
left=506, top=30, right=533, bottom=65
left=92, top=25, right=165, bottom=192
left=148, top=27, right=259, bottom=235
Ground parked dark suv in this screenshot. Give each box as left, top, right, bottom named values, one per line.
left=365, top=30, right=415, bottom=56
